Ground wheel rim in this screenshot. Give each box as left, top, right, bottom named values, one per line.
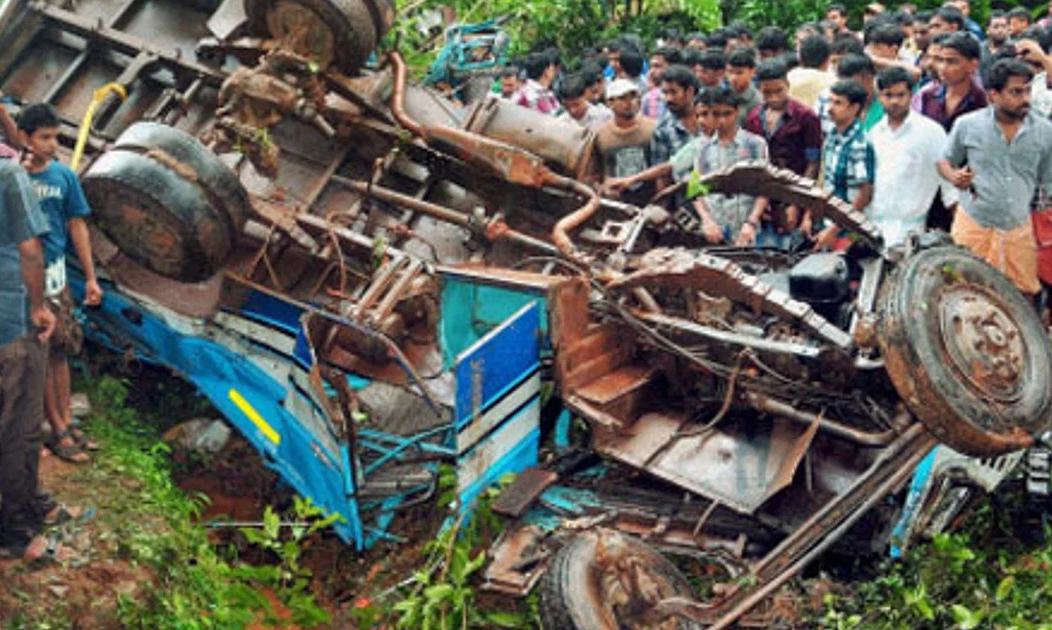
left=265, top=1, right=337, bottom=67
left=937, top=283, right=1028, bottom=405
left=587, top=531, right=710, bottom=629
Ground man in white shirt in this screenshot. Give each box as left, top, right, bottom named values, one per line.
left=870, top=67, right=958, bottom=246
left=788, top=35, right=837, bottom=109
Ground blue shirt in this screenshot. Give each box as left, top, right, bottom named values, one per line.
left=0, top=159, right=48, bottom=346
left=29, top=160, right=91, bottom=266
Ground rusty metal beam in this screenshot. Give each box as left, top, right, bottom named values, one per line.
left=611, top=248, right=855, bottom=350
left=334, top=176, right=561, bottom=255
left=633, top=310, right=823, bottom=359
left=29, top=1, right=226, bottom=84
left=744, top=392, right=898, bottom=447
left=698, top=162, right=884, bottom=250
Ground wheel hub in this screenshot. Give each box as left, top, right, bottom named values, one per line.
left=266, top=1, right=336, bottom=68
left=938, top=284, right=1027, bottom=403
left=592, top=531, right=682, bottom=630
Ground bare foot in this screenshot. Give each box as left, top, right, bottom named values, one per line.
left=20, top=534, right=49, bottom=561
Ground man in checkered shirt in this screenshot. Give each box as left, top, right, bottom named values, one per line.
left=813, top=79, right=875, bottom=249
left=513, top=52, right=559, bottom=115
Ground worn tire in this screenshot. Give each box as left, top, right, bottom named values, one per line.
left=82, top=123, right=250, bottom=283
left=541, top=531, right=702, bottom=630
left=878, top=245, right=1052, bottom=456
left=244, top=0, right=395, bottom=74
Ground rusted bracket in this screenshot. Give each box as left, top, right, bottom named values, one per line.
left=609, top=248, right=855, bottom=350
left=353, top=256, right=437, bottom=340
left=325, top=69, right=397, bottom=124
left=697, top=162, right=885, bottom=250
left=246, top=197, right=321, bottom=251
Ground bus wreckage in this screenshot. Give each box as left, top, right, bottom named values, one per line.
left=3, top=0, right=1052, bottom=627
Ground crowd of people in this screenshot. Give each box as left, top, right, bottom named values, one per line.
left=498, top=1, right=1052, bottom=297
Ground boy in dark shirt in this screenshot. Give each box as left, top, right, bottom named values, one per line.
left=747, top=59, right=823, bottom=249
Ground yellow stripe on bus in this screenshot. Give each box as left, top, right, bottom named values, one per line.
left=229, top=388, right=281, bottom=445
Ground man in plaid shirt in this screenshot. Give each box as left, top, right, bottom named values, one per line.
left=513, top=52, right=559, bottom=115
left=649, top=66, right=699, bottom=183
left=814, top=79, right=875, bottom=249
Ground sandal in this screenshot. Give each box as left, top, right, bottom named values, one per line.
left=47, top=432, right=90, bottom=465
left=44, top=504, right=95, bottom=527
left=0, top=532, right=65, bottom=564
left=68, top=426, right=99, bottom=451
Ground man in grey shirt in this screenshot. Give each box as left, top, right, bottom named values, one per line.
left=938, top=59, right=1052, bottom=295
left=0, top=157, right=56, bottom=561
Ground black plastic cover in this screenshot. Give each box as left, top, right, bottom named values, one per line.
left=789, top=253, right=850, bottom=304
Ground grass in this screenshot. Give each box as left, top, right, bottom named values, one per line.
left=82, top=376, right=273, bottom=628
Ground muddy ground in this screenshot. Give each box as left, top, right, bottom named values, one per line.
left=0, top=454, right=153, bottom=628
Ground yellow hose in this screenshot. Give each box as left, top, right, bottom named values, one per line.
left=70, top=82, right=127, bottom=171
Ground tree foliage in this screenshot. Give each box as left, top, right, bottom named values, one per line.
left=387, top=0, right=722, bottom=74
left=725, top=0, right=1049, bottom=36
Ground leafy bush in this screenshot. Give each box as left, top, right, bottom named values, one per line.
left=820, top=494, right=1052, bottom=629
left=728, top=0, right=1013, bottom=35
left=392, top=467, right=531, bottom=629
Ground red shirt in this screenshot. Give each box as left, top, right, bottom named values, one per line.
left=745, top=99, right=823, bottom=176
left=911, top=80, right=988, bottom=132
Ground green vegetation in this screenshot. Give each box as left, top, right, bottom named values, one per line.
left=728, top=0, right=1048, bottom=34
left=79, top=376, right=331, bottom=629
left=821, top=492, right=1052, bottom=629
left=387, top=0, right=1052, bottom=78
left=389, top=466, right=534, bottom=630
left=385, top=0, right=722, bottom=74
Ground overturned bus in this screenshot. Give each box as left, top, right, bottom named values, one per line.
left=2, top=0, right=1050, bottom=627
